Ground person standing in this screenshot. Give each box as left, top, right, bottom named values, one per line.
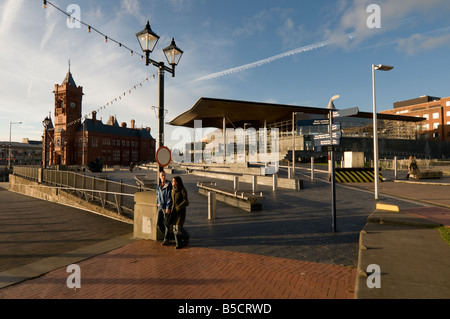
left=156, top=169, right=172, bottom=244
left=170, top=176, right=190, bottom=249
left=406, top=156, right=419, bottom=180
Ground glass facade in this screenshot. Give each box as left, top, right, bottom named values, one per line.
left=268, top=116, right=418, bottom=140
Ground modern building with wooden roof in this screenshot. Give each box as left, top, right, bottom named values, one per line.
left=169, top=97, right=449, bottom=160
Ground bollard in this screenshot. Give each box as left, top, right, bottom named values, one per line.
left=252, top=175, right=258, bottom=194
left=311, top=157, right=314, bottom=180
left=394, top=156, right=398, bottom=180
left=288, top=167, right=292, bottom=179
left=233, top=176, right=239, bottom=191
left=208, top=191, right=216, bottom=220
left=272, top=174, right=277, bottom=191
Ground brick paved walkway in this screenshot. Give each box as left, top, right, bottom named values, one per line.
left=0, top=240, right=356, bottom=299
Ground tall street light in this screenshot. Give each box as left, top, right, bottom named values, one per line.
left=136, top=21, right=183, bottom=154
left=372, top=64, right=393, bottom=200
left=9, top=121, right=22, bottom=169
left=42, top=117, right=51, bottom=169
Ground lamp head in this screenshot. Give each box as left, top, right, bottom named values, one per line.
left=327, top=95, right=340, bottom=110
left=375, top=64, right=394, bottom=71
left=136, top=21, right=160, bottom=53
left=163, top=38, right=183, bottom=67
left=42, top=117, right=51, bottom=128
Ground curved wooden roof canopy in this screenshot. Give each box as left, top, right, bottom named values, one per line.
left=168, top=97, right=423, bottom=129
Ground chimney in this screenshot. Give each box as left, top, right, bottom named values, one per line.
left=131, top=119, right=135, bottom=129
left=121, top=122, right=127, bottom=128
left=109, top=116, right=115, bottom=126
left=92, top=111, right=97, bottom=124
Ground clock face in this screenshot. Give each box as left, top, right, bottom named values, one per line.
left=70, top=102, right=76, bottom=108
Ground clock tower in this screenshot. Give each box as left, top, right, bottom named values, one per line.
left=53, top=62, right=83, bottom=165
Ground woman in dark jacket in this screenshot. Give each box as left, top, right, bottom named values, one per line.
left=170, top=176, right=190, bottom=249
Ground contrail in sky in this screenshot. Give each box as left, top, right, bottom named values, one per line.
left=193, top=34, right=355, bottom=82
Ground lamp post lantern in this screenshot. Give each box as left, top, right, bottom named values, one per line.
left=136, top=21, right=183, bottom=154
left=372, top=64, right=393, bottom=200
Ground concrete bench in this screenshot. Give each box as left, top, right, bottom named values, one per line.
left=411, top=170, right=443, bottom=180
left=197, top=182, right=264, bottom=212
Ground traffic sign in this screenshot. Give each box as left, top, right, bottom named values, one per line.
left=314, top=131, right=342, bottom=140
left=156, top=146, right=172, bottom=167
left=329, top=123, right=341, bottom=132
left=297, top=119, right=330, bottom=126
left=314, top=138, right=341, bottom=146
left=332, top=107, right=359, bottom=118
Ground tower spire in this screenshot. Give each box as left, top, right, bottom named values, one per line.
left=62, top=59, right=77, bottom=87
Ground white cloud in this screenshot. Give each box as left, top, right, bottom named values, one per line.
left=40, top=6, right=59, bottom=52
left=120, top=0, right=146, bottom=22
left=325, top=0, right=450, bottom=48
left=0, top=0, right=25, bottom=35
left=397, top=27, right=450, bottom=55
left=232, top=8, right=293, bottom=38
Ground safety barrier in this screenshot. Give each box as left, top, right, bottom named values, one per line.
left=12, top=166, right=146, bottom=215
left=334, top=168, right=383, bottom=183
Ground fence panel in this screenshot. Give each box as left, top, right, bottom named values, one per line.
left=12, top=167, right=143, bottom=214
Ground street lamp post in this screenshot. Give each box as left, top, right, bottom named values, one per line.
left=42, top=117, right=51, bottom=169
left=372, top=64, right=394, bottom=200
left=9, top=121, right=22, bottom=169
left=136, top=21, right=183, bottom=152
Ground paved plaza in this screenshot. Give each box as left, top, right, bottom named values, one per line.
left=0, top=165, right=449, bottom=302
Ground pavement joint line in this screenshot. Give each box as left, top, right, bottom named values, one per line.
left=0, top=233, right=136, bottom=290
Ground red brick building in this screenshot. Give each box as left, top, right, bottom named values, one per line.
left=381, top=95, right=450, bottom=142
left=43, top=69, right=156, bottom=167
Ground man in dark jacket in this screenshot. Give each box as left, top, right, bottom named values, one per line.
left=156, top=170, right=172, bottom=244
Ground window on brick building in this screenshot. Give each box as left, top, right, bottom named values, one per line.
left=433, top=123, right=439, bottom=130
left=432, top=112, right=439, bottom=119
left=113, top=150, right=120, bottom=162
left=91, top=138, right=98, bottom=147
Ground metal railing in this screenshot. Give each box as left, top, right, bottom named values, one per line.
left=379, top=158, right=450, bottom=173
left=12, top=166, right=149, bottom=216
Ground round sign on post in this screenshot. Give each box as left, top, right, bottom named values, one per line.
left=156, top=146, right=172, bottom=167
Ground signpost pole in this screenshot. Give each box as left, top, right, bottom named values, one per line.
left=329, top=109, right=337, bottom=233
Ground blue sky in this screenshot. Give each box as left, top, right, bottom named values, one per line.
left=1, top=0, right=450, bottom=147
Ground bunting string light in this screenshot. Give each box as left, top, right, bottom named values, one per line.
left=42, top=0, right=158, bottom=130
left=63, top=75, right=157, bottom=129
left=43, top=0, right=145, bottom=61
